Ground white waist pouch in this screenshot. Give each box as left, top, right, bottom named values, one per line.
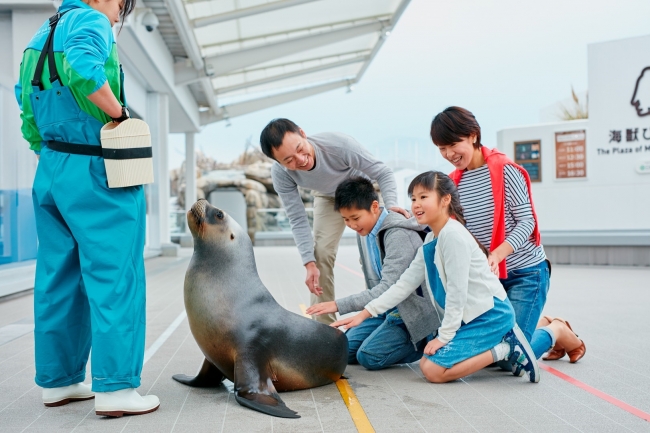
left=100, top=118, right=154, bottom=188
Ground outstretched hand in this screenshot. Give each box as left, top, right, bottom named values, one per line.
left=330, top=309, right=371, bottom=330
left=389, top=206, right=411, bottom=218
left=306, top=301, right=337, bottom=316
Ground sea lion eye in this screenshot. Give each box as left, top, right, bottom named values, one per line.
left=230, top=233, right=235, bottom=240
left=216, top=211, right=224, bottom=219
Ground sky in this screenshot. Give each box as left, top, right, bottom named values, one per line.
left=169, top=0, right=650, bottom=170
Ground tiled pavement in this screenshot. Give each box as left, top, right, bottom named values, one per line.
left=0, top=245, right=649, bottom=433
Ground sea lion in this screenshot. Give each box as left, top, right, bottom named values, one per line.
left=172, top=199, right=348, bottom=418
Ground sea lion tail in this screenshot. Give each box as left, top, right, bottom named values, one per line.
left=172, top=358, right=226, bottom=388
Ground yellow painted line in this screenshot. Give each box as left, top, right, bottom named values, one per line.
left=298, top=303, right=374, bottom=432
left=336, top=378, right=375, bottom=433
left=299, top=303, right=310, bottom=318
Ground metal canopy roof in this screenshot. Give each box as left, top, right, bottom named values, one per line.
left=156, top=0, right=411, bottom=125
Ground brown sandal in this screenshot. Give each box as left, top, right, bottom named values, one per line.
left=567, top=337, right=586, bottom=363
left=541, top=316, right=566, bottom=360
left=543, top=347, right=566, bottom=361
left=544, top=318, right=586, bottom=363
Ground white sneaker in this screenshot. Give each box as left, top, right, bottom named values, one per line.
left=95, top=388, right=160, bottom=417
left=42, top=382, right=95, bottom=407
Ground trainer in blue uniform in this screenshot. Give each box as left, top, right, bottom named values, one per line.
left=15, top=0, right=159, bottom=417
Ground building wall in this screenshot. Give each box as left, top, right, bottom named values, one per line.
left=1, top=9, right=52, bottom=192
left=497, top=34, right=650, bottom=266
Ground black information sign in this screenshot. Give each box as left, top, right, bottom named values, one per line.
left=514, top=140, right=542, bottom=182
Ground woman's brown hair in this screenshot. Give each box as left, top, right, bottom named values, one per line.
left=430, top=106, right=482, bottom=149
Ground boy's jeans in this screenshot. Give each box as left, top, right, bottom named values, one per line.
left=500, top=260, right=553, bottom=358
left=346, top=311, right=424, bottom=370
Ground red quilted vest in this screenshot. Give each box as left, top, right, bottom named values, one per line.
left=449, top=146, right=541, bottom=278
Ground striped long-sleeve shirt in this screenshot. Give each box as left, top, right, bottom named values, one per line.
left=457, top=164, right=546, bottom=271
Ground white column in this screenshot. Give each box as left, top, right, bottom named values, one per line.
left=147, top=92, right=177, bottom=255
left=184, top=132, right=197, bottom=214
left=181, top=132, right=197, bottom=244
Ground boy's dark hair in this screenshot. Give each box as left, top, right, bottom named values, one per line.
left=259, top=118, right=301, bottom=160
left=334, top=177, right=378, bottom=212
left=430, top=106, right=482, bottom=149
left=408, top=171, right=488, bottom=256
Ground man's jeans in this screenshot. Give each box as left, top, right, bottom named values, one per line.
left=346, top=311, right=423, bottom=370
left=500, top=260, right=553, bottom=359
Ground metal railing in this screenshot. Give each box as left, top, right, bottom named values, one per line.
left=169, top=207, right=315, bottom=234
left=256, top=208, right=313, bottom=232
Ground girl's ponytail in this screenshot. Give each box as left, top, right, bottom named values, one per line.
left=448, top=193, right=466, bottom=226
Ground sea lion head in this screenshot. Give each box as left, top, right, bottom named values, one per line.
left=187, top=199, right=246, bottom=251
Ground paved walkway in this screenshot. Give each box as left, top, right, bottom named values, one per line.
left=0, top=245, right=649, bottom=433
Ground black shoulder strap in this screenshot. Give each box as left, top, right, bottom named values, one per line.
left=378, top=228, right=428, bottom=297
left=31, top=11, right=69, bottom=90
left=377, top=230, right=384, bottom=253
left=378, top=227, right=428, bottom=255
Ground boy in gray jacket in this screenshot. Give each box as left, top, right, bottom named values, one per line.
left=307, top=177, right=440, bottom=369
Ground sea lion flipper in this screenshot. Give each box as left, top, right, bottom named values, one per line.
left=233, top=358, right=300, bottom=419
left=234, top=389, right=299, bottom=419
left=172, top=358, right=226, bottom=388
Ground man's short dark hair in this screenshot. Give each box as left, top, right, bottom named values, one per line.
left=259, top=118, right=301, bottom=160
left=334, top=177, right=378, bottom=212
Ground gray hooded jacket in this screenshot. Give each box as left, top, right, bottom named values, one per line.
left=335, top=212, right=441, bottom=345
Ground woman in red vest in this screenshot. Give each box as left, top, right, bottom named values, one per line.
left=429, top=106, right=585, bottom=369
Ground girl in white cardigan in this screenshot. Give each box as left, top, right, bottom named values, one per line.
left=331, top=171, right=540, bottom=383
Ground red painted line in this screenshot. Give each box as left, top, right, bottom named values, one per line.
left=339, top=259, right=650, bottom=423
left=540, top=363, right=650, bottom=422
left=335, top=262, right=364, bottom=278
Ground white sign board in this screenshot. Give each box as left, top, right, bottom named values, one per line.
left=588, top=34, right=650, bottom=185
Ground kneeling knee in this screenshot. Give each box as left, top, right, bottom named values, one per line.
left=420, top=359, right=447, bottom=383
left=356, top=350, right=384, bottom=371
left=423, top=370, right=447, bottom=383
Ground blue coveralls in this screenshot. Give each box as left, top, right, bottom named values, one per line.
left=15, top=1, right=147, bottom=392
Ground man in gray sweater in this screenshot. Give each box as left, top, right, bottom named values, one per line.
left=307, top=178, right=439, bottom=368
left=260, top=119, right=408, bottom=324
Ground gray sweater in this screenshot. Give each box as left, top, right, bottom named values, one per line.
left=335, top=212, right=440, bottom=345
left=272, top=132, right=398, bottom=265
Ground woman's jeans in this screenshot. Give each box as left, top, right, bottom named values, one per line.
left=346, top=311, right=424, bottom=370
left=500, top=260, right=554, bottom=359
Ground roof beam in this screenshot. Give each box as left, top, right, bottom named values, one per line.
left=201, top=15, right=388, bottom=50
left=204, top=19, right=388, bottom=77
left=193, top=0, right=322, bottom=28
left=201, top=79, right=350, bottom=125
left=355, top=0, right=412, bottom=83
left=224, top=49, right=370, bottom=74
left=215, top=56, right=368, bottom=95
left=175, top=60, right=209, bottom=86
left=165, top=0, right=222, bottom=117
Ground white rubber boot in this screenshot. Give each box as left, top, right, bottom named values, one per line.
left=42, top=382, right=94, bottom=407
left=95, top=388, right=160, bottom=417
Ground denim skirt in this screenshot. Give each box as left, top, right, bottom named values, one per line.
left=424, top=296, right=515, bottom=369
